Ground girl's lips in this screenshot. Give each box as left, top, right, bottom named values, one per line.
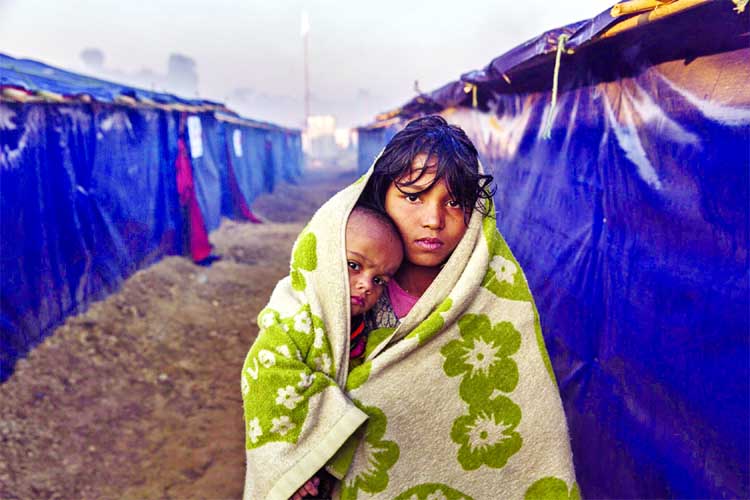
left=414, top=238, right=444, bottom=251
left=351, top=296, right=365, bottom=307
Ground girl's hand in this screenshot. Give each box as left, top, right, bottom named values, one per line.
left=290, top=474, right=321, bottom=500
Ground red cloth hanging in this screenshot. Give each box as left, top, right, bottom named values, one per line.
left=175, top=134, right=212, bottom=262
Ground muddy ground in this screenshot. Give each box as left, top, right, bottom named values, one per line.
left=0, top=168, right=357, bottom=500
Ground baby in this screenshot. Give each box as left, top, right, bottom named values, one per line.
left=345, top=206, right=404, bottom=359
left=291, top=206, right=403, bottom=500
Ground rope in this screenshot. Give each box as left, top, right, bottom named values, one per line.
left=463, top=82, right=478, bottom=108
left=541, top=34, right=569, bottom=140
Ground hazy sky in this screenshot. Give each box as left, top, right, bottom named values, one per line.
left=0, top=0, right=609, bottom=127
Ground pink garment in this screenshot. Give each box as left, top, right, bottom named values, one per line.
left=388, top=279, right=420, bottom=319
left=175, top=137, right=211, bottom=262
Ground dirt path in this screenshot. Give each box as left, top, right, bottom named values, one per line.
left=0, top=168, right=357, bottom=500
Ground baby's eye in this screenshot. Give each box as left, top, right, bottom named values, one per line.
left=447, top=199, right=461, bottom=208
left=347, top=261, right=360, bottom=271
left=373, top=276, right=387, bottom=287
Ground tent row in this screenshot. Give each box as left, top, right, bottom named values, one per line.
left=357, top=1, right=749, bottom=498
left=0, top=53, right=303, bottom=381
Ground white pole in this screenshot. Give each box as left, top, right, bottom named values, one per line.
left=301, top=11, right=310, bottom=129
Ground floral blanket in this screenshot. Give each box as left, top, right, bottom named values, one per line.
left=241, top=172, right=577, bottom=500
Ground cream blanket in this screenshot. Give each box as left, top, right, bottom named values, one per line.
left=241, top=170, right=577, bottom=500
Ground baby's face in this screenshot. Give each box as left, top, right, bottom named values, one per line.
left=345, top=222, right=403, bottom=317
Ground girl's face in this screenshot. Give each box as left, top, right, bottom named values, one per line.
left=384, top=154, right=468, bottom=268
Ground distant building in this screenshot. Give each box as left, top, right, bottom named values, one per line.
left=304, top=115, right=338, bottom=160
left=334, top=128, right=356, bottom=150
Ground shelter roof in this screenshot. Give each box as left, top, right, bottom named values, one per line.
left=0, top=52, right=226, bottom=112
left=369, top=0, right=745, bottom=124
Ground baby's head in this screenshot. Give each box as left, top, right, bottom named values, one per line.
left=346, top=206, right=403, bottom=317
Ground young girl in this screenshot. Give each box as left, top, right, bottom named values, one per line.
left=242, top=116, right=576, bottom=500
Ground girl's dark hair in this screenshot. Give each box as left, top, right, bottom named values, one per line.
left=360, top=115, right=494, bottom=223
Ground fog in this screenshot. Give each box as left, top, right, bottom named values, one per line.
left=0, top=0, right=610, bottom=127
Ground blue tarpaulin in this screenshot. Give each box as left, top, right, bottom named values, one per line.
left=0, top=54, right=303, bottom=382
left=240, top=125, right=274, bottom=201
left=361, top=1, right=749, bottom=498
left=188, top=113, right=224, bottom=232
left=355, top=124, right=398, bottom=174
left=268, top=129, right=295, bottom=184
left=0, top=53, right=221, bottom=108
left=0, top=102, right=182, bottom=380
left=214, top=114, right=304, bottom=207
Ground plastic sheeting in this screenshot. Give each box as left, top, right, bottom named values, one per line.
left=240, top=125, right=273, bottom=200
left=444, top=12, right=749, bottom=500
left=214, top=120, right=303, bottom=220
left=187, top=113, right=223, bottom=233
left=1, top=54, right=304, bottom=383
left=218, top=122, right=261, bottom=222
left=0, top=53, right=221, bottom=108
left=362, top=2, right=749, bottom=497
left=0, top=103, right=182, bottom=381
left=0, top=105, right=303, bottom=381
left=268, top=129, right=295, bottom=184
left=356, top=125, right=398, bottom=174
left=284, top=133, right=304, bottom=181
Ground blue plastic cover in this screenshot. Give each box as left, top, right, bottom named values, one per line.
left=267, top=129, right=293, bottom=184
left=218, top=121, right=271, bottom=217
left=215, top=122, right=235, bottom=219
left=356, top=125, right=398, bottom=174
left=186, top=113, right=223, bottom=232
left=456, top=9, right=748, bottom=500
left=284, top=133, right=304, bottom=180
left=217, top=121, right=303, bottom=213
left=241, top=126, right=273, bottom=201
left=364, top=2, right=749, bottom=497
left=261, top=131, right=277, bottom=193
left=0, top=53, right=221, bottom=108
left=0, top=103, right=182, bottom=381
left=0, top=54, right=304, bottom=383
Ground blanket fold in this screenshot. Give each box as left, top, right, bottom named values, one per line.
left=242, top=170, right=576, bottom=500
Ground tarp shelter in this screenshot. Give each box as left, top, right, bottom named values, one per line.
left=360, top=1, right=749, bottom=498
left=0, top=54, right=303, bottom=381
left=213, top=112, right=303, bottom=222
left=355, top=119, right=400, bottom=174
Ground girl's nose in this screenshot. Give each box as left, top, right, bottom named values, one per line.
left=422, top=203, right=445, bottom=230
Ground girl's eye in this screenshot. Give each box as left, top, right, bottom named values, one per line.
left=373, top=276, right=386, bottom=286
left=405, top=194, right=419, bottom=203
left=447, top=199, right=461, bottom=208
left=347, top=261, right=360, bottom=271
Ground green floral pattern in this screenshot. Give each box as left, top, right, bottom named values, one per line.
left=394, top=483, right=475, bottom=500
left=481, top=216, right=531, bottom=302
left=524, top=477, right=580, bottom=500
left=364, top=327, right=395, bottom=358
left=340, top=402, right=400, bottom=499
left=290, top=231, right=317, bottom=291
left=441, top=314, right=521, bottom=405
left=441, top=313, right=523, bottom=470
left=406, top=298, right=453, bottom=344
left=242, top=304, right=335, bottom=449
left=451, top=394, right=522, bottom=470
left=346, top=360, right=372, bottom=391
